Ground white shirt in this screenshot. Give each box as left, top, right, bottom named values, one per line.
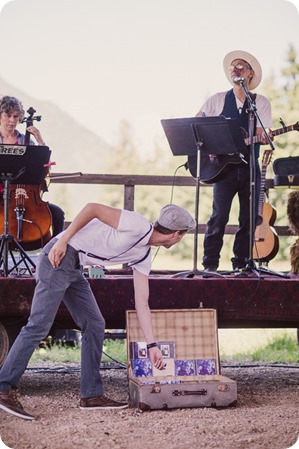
left=59, top=209, right=154, bottom=275
left=199, top=91, right=272, bottom=128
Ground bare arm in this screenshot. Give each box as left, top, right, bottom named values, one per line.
left=48, top=203, right=121, bottom=268
left=133, top=269, right=164, bottom=370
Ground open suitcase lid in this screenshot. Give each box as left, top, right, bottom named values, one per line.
left=273, top=156, right=299, bottom=175
left=126, top=309, right=221, bottom=381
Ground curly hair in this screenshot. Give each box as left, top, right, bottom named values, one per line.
left=287, top=191, right=299, bottom=235
left=287, top=191, right=299, bottom=274
left=0, top=95, right=25, bottom=121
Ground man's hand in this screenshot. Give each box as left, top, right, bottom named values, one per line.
left=48, top=240, right=67, bottom=268
left=267, top=129, right=274, bottom=142
left=257, top=128, right=274, bottom=145
left=148, top=346, right=165, bottom=370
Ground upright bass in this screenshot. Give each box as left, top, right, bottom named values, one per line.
left=0, top=107, right=53, bottom=250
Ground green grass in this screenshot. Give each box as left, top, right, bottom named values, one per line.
left=221, top=333, right=299, bottom=364
left=29, top=345, right=81, bottom=364
left=102, top=339, right=127, bottom=364
left=29, top=332, right=299, bottom=366
left=250, top=335, right=299, bottom=363
left=29, top=339, right=127, bottom=365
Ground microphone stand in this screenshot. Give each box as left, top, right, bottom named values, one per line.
left=237, top=79, right=288, bottom=278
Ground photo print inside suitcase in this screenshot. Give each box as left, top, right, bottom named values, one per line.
left=126, top=308, right=237, bottom=411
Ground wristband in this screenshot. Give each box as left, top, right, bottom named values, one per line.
left=147, top=342, right=158, bottom=349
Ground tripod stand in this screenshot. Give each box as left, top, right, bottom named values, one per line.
left=0, top=144, right=51, bottom=277
left=161, top=116, right=247, bottom=278
left=237, top=80, right=289, bottom=279
left=0, top=171, right=36, bottom=276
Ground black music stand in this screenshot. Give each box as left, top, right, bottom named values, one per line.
left=0, top=145, right=51, bottom=276
left=161, top=116, right=247, bottom=278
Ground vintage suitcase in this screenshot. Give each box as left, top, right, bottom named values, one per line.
left=273, top=157, right=299, bottom=189
left=126, top=308, right=237, bottom=411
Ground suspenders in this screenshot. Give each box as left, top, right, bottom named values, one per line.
left=78, top=224, right=153, bottom=265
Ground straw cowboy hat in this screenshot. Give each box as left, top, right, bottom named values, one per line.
left=223, top=50, right=262, bottom=90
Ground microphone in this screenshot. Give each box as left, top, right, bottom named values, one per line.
left=233, top=76, right=245, bottom=84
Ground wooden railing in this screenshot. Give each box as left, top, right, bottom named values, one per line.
left=51, top=173, right=292, bottom=236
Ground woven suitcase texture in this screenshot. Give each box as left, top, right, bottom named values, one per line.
left=126, top=309, right=220, bottom=375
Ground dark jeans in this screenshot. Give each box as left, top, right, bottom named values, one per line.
left=203, top=162, right=260, bottom=270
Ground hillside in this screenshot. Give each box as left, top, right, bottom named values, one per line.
left=0, top=77, right=111, bottom=172
left=0, top=77, right=113, bottom=217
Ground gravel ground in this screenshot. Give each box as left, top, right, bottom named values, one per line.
left=0, top=363, right=298, bottom=449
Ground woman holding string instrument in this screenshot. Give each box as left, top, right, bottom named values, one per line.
left=0, top=95, right=65, bottom=250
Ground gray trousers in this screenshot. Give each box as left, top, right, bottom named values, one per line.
left=0, top=240, right=106, bottom=398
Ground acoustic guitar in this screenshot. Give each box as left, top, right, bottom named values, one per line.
left=188, top=121, right=299, bottom=184
left=253, top=149, right=279, bottom=262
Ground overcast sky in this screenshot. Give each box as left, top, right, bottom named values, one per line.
left=0, top=0, right=298, bottom=155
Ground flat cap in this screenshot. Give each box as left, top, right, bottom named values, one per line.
left=157, top=204, right=196, bottom=231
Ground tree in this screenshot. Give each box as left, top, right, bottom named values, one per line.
left=262, top=44, right=299, bottom=262
left=102, top=120, right=199, bottom=261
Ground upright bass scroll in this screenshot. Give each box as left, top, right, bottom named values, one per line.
left=21, top=106, right=42, bottom=144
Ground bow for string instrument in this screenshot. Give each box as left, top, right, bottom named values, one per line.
left=9, top=107, right=53, bottom=250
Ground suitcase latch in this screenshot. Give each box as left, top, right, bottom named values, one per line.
left=172, top=389, right=207, bottom=396
left=288, top=175, right=295, bottom=184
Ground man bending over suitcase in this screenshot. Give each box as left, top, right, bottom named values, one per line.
left=0, top=202, right=195, bottom=420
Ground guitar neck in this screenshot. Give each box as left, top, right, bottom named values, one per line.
left=244, top=123, right=296, bottom=146
left=257, top=149, right=273, bottom=214
left=244, top=134, right=267, bottom=145
left=258, top=164, right=267, bottom=214
left=272, top=124, right=296, bottom=137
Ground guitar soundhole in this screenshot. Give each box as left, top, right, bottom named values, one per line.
left=256, top=215, right=263, bottom=226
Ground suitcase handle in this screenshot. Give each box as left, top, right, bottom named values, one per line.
left=172, top=389, right=207, bottom=396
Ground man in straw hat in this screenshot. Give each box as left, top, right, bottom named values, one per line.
left=196, top=50, right=272, bottom=272
left=0, top=202, right=195, bottom=420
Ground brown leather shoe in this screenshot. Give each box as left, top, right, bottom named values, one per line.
left=80, top=395, right=128, bottom=410
left=0, top=388, right=35, bottom=420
